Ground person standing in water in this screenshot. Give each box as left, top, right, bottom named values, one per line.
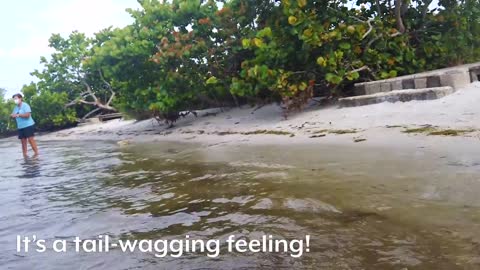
left=10, top=93, right=39, bottom=157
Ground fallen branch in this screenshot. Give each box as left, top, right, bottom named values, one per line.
left=82, top=107, right=102, bottom=120
left=65, top=72, right=118, bottom=119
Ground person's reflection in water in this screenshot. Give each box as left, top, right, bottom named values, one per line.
left=20, top=156, right=41, bottom=178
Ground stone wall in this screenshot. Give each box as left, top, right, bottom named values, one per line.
left=354, top=62, right=480, bottom=96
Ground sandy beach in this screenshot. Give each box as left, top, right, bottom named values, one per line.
left=39, top=82, right=480, bottom=155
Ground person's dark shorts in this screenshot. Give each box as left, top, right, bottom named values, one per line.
left=18, top=125, right=35, bottom=139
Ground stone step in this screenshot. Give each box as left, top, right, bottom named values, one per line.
left=338, top=86, right=455, bottom=107
left=354, top=62, right=480, bottom=95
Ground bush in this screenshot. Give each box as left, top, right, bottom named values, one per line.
left=26, top=91, right=78, bottom=131
left=25, top=0, right=480, bottom=121
left=0, top=100, right=15, bottom=135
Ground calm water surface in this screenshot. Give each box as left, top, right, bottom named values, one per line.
left=0, top=138, right=479, bottom=269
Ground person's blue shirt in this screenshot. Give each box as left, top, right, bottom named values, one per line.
left=12, top=102, right=35, bottom=129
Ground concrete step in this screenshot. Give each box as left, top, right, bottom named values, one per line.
left=338, top=86, right=455, bottom=107
left=354, top=62, right=480, bottom=95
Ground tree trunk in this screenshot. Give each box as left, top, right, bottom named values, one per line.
left=395, top=0, right=406, bottom=33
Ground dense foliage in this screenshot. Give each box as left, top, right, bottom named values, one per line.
left=22, top=83, right=77, bottom=131
left=0, top=89, right=15, bottom=135
left=0, top=85, right=77, bottom=135
left=1, top=0, right=479, bottom=134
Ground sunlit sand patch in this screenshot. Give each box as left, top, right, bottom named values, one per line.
left=252, top=171, right=289, bottom=180
left=229, top=161, right=295, bottom=169
left=283, top=198, right=342, bottom=214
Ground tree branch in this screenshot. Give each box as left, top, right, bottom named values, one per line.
left=328, top=6, right=367, bottom=24
left=362, top=19, right=374, bottom=40
left=416, top=0, right=434, bottom=31
left=350, top=65, right=370, bottom=73
left=365, top=31, right=402, bottom=52
left=422, top=0, right=433, bottom=20
left=82, top=107, right=101, bottom=120
left=80, top=78, right=99, bottom=103
left=375, top=0, right=382, bottom=16
left=64, top=74, right=117, bottom=116
left=98, top=70, right=116, bottom=106
left=78, top=100, right=98, bottom=106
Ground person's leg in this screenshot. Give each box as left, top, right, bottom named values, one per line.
left=28, top=137, right=39, bottom=156
left=21, top=138, right=28, bottom=157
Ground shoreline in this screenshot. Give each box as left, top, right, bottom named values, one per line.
left=36, top=82, right=480, bottom=155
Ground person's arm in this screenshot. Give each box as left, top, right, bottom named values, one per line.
left=15, top=112, right=31, bottom=118
left=11, top=104, right=32, bottom=118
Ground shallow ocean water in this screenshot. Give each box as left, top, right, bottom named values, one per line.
left=1, top=138, right=479, bottom=269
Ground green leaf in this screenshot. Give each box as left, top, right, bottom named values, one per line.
left=346, top=71, right=360, bottom=81
left=206, top=76, right=218, bottom=84
left=339, top=42, right=351, bottom=50
left=253, top=38, right=265, bottom=48
left=242, top=39, right=251, bottom=49
left=351, top=71, right=360, bottom=80
left=257, top=27, right=272, bottom=38
left=326, top=73, right=342, bottom=84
